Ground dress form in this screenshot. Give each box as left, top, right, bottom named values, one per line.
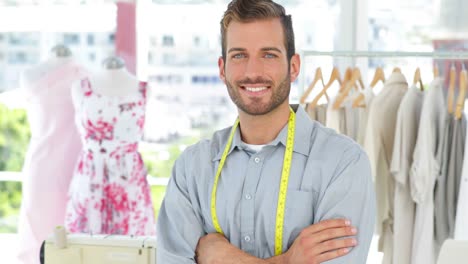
left=16, top=44, right=85, bottom=264
left=65, top=56, right=155, bottom=236
left=21, top=44, right=73, bottom=89
left=95, top=56, right=138, bottom=93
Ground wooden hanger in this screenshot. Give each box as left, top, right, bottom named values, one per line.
left=338, top=67, right=353, bottom=93
left=369, top=66, right=386, bottom=88
left=354, top=67, right=365, bottom=90
left=433, top=62, right=440, bottom=78
left=352, top=91, right=366, bottom=108
left=307, top=67, right=341, bottom=110
left=352, top=67, right=383, bottom=108
left=333, top=67, right=363, bottom=110
left=448, top=64, right=456, bottom=114
left=393, top=67, right=401, bottom=73
left=300, top=67, right=324, bottom=104
left=455, top=66, right=467, bottom=120
left=413, top=67, right=424, bottom=91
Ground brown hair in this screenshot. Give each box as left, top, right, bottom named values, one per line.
left=220, top=0, right=295, bottom=62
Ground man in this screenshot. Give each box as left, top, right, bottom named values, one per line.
left=156, top=0, right=376, bottom=263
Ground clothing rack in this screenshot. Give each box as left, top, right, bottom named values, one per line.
left=301, top=50, right=468, bottom=60
left=298, top=50, right=468, bottom=96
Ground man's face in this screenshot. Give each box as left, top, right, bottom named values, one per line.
left=219, top=18, right=300, bottom=116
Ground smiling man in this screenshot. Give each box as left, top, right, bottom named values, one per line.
left=156, top=0, right=376, bottom=263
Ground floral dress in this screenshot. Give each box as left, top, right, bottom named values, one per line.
left=65, top=78, right=155, bottom=236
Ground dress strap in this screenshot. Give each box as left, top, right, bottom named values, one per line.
left=80, top=78, right=93, bottom=97
left=138, top=81, right=147, bottom=99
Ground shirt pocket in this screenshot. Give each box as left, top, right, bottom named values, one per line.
left=284, top=189, right=316, bottom=248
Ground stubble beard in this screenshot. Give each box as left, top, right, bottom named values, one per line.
left=225, top=74, right=291, bottom=116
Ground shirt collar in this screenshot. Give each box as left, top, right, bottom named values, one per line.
left=213, top=105, right=312, bottom=161
left=385, top=71, right=408, bottom=86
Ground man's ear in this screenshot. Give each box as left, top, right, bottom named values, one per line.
left=218, top=56, right=226, bottom=84
left=289, top=54, right=301, bottom=82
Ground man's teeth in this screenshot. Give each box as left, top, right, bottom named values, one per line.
left=245, top=87, right=267, bottom=92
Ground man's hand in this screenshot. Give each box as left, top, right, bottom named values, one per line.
left=195, top=219, right=357, bottom=264
left=281, top=218, right=357, bottom=264
left=195, top=233, right=230, bottom=264
left=196, top=233, right=270, bottom=264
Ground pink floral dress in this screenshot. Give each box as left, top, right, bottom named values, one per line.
left=65, top=78, right=155, bottom=236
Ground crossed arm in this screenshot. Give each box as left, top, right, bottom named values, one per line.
left=195, top=219, right=358, bottom=264
left=157, top=144, right=375, bottom=264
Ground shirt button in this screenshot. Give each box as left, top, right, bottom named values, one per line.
left=254, top=157, right=261, bottom=163
left=245, top=194, right=252, bottom=200
left=244, top=235, right=251, bottom=242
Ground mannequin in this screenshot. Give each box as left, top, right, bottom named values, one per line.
left=102, top=55, right=125, bottom=69
left=17, top=44, right=86, bottom=264
left=65, top=56, right=155, bottom=236
left=74, top=56, right=139, bottom=98
left=21, top=45, right=73, bottom=88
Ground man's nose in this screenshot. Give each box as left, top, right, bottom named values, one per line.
left=244, top=58, right=264, bottom=80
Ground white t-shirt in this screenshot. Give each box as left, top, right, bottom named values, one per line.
left=364, top=72, right=408, bottom=264
left=410, top=78, right=447, bottom=264
left=243, top=143, right=266, bottom=153
left=390, top=86, right=424, bottom=264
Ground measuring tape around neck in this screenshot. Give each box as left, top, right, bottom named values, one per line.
left=210, top=107, right=296, bottom=256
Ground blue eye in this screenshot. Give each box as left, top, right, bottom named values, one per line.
left=264, top=53, right=277, bottom=58
left=232, top=53, right=246, bottom=59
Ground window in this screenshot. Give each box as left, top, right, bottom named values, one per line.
left=8, top=33, right=39, bottom=46
left=162, top=53, right=176, bottom=65
left=162, top=35, right=174, bottom=47
left=63, top=33, right=80, bottom=45
left=368, top=0, right=468, bottom=83
left=8, top=52, right=27, bottom=64
left=193, top=36, right=200, bottom=47
left=87, top=34, right=94, bottom=45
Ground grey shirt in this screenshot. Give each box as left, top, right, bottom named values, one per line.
left=156, top=106, right=376, bottom=263
left=305, top=103, right=327, bottom=126
left=434, top=116, right=453, bottom=248
left=447, top=115, right=466, bottom=237
left=390, top=86, right=424, bottom=264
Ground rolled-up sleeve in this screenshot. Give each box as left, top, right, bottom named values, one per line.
left=156, top=152, right=205, bottom=264
left=314, top=145, right=376, bottom=263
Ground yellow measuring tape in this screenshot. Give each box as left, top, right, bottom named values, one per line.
left=210, top=107, right=296, bottom=256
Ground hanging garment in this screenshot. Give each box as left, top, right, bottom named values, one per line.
left=410, top=78, right=447, bottom=264
left=65, top=78, right=155, bottom=236
left=390, top=86, right=424, bottom=264
left=17, top=61, right=86, bottom=264
left=326, top=95, right=359, bottom=141
left=343, top=101, right=360, bottom=141
left=364, top=72, right=408, bottom=264
left=446, top=115, right=466, bottom=236
left=455, top=111, right=468, bottom=240
left=305, top=103, right=327, bottom=126
left=434, top=116, right=453, bottom=249
left=326, top=97, right=346, bottom=134
left=356, top=86, right=375, bottom=146
left=432, top=112, right=465, bottom=254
